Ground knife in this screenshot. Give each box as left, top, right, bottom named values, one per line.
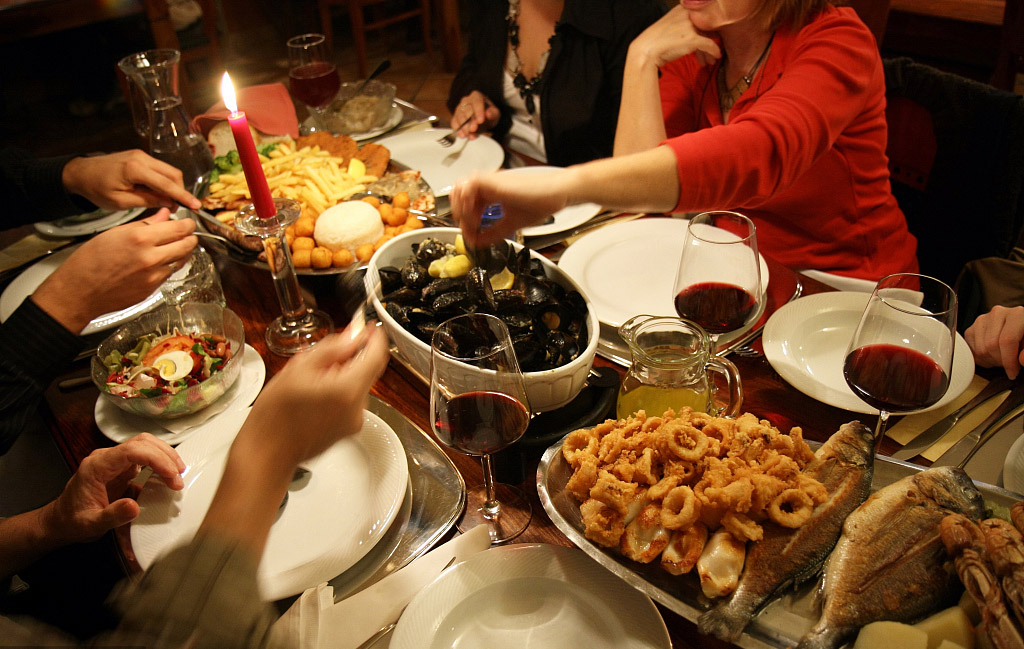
left=933, top=379, right=1024, bottom=469
left=891, top=376, right=1014, bottom=461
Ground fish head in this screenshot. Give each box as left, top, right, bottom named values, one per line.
left=818, top=421, right=875, bottom=468
left=913, top=466, right=985, bottom=519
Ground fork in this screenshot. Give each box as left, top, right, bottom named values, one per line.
left=438, top=116, right=473, bottom=147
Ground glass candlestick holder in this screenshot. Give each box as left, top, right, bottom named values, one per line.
left=235, top=198, right=334, bottom=355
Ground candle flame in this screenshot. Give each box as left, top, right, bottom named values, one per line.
left=220, top=72, right=238, bottom=114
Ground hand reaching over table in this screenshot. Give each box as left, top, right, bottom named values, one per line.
left=31, top=209, right=197, bottom=334
left=965, top=305, right=1024, bottom=379
left=61, top=149, right=202, bottom=212
left=449, top=91, right=500, bottom=140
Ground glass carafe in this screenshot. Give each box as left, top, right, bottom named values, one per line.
left=148, top=96, right=214, bottom=197
left=117, top=49, right=182, bottom=141
left=616, top=315, right=743, bottom=419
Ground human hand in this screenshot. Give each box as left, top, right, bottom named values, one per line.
left=238, top=323, right=391, bottom=470
left=628, top=5, right=721, bottom=70
left=452, top=170, right=571, bottom=248
left=31, top=209, right=197, bottom=333
left=62, top=150, right=202, bottom=211
left=450, top=91, right=500, bottom=140
left=44, top=434, right=184, bottom=545
left=965, top=305, right=1024, bottom=379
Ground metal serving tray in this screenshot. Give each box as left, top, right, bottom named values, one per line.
left=537, top=439, right=1020, bottom=649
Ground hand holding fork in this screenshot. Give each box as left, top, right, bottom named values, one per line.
left=438, top=115, right=474, bottom=147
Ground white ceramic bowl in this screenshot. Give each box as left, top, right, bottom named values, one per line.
left=366, top=227, right=599, bottom=412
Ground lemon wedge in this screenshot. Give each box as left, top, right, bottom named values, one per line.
left=153, top=350, right=194, bottom=382
left=489, top=267, right=515, bottom=291
left=347, top=158, right=367, bottom=178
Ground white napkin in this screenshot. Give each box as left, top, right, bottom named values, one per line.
left=272, top=525, right=491, bottom=649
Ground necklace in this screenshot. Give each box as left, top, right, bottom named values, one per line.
left=717, top=32, right=775, bottom=114
left=506, top=0, right=549, bottom=115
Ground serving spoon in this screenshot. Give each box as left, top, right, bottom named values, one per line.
left=355, top=59, right=391, bottom=95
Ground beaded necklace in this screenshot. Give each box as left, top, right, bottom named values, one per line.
left=717, top=33, right=774, bottom=115
left=506, top=0, right=550, bottom=115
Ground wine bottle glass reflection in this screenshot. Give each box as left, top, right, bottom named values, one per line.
left=843, top=273, right=957, bottom=450
left=430, top=313, right=532, bottom=543
left=673, top=211, right=762, bottom=348
left=287, top=33, right=341, bottom=132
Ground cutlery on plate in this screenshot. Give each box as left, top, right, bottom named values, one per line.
left=354, top=59, right=391, bottom=95
left=58, top=374, right=93, bottom=391
left=891, top=375, right=1015, bottom=461
left=933, top=379, right=1024, bottom=469
left=438, top=116, right=473, bottom=147
left=354, top=556, right=458, bottom=649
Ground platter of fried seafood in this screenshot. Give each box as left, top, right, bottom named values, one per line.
left=197, top=132, right=439, bottom=275
left=538, top=408, right=1022, bottom=649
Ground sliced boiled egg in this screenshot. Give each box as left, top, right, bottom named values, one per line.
left=152, top=350, right=194, bottom=382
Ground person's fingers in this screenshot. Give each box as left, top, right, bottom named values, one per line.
left=997, top=316, right=1024, bottom=380
left=120, top=440, right=185, bottom=490
left=101, top=498, right=141, bottom=530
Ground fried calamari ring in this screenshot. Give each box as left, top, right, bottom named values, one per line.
left=581, top=498, right=626, bottom=548
left=768, top=488, right=815, bottom=528
left=703, top=477, right=755, bottom=514
left=796, top=474, right=828, bottom=505
left=722, top=510, right=763, bottom=542
left=647, top=474, right=681, bottom=501
left=663, top=460, right=698, bottom=484
left=661, top=485, right=701, bottom=531
left=566, top=456, right=599, bottom=501
left=562, top=428, right=598, bottom=468
left=662, top=421, right=710, bottom=462
left=590, top=469, right=638, bottom=515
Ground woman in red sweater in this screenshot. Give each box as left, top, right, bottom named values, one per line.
left=453, top=0, right=918, bottom=283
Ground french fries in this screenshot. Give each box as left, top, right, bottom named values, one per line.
left=205, top=139, right=379, bottom=219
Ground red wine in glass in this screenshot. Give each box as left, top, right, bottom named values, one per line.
left=434, top=390, right=531, bottom=456
left=844, top=343, right=949, bottom=412
left=674, top=282, right=758, bottom=335
left=289, top=61, right=341, bottom=109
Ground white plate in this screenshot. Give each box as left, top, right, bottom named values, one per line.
left=130, top=407, right=409, bottom=600
left=762, top=292, right=974, bottom=414
left=503, top=166, right=603, bottom=237
left=1003, top=432, right=1024, bottom=495
left=557, top=218, right=769, bottom=329
left=34, top=207, right=145, bottom=238
left=376, top=129, right=504, bottom=196
left=94, top=344, right=266, bottom=446
left=305, top=103, right=404, bottom=142
left=392, top=543, right=671, bottom=649
left=0, top=244, right=165, bottom=336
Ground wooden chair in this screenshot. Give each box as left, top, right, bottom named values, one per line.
left=318, top=0, right=432, bottom=79
left=992, top=0, right=1024, bottom=91
left=883, top=57, right=1024, bottom=289
left=142, top=0, right=223, bottom=114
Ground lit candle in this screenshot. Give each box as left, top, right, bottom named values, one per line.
left=220, top=72, right=276, bottom=219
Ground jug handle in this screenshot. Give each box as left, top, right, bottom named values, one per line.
left=708, top=356, right=743, bottom=418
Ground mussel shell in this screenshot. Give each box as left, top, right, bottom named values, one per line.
left=378, top=266, right=403, bottom=294
left=421, top=277, right=463, bottom=302
left=414, top=238, right=450, bottom=266
left=400, top=257, right=430, bottom=288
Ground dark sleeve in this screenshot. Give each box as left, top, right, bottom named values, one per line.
left=0, top=299, right=84, bottom=455
left=0, top=147, right=91, bottom=227
left=447, top=0, right=514, bottom=140
left=102, top=534, right=279, bottom=648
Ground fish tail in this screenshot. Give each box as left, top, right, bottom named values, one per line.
left=697, top=602, right=749, bottom=642
left=795, top=624, right=848, bottom=649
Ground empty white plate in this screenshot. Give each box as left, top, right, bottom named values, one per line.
left=762, top=291, right=974, bottom=414
left=504, top=166, right=602, bottom=237
left=376, top=129, right=504, bottom=196
left=392, top=543, right=671, bottom=649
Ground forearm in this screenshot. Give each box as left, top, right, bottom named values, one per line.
left=614, top=45, right=669, bottom=156
left=0, top=504, right=63, bottom=581
left=567, top=146, right=680, bottom=213
left=0, top=148, right=85, bottom=224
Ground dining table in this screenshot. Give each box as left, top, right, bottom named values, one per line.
left=11, top=212, right=971, bottom=649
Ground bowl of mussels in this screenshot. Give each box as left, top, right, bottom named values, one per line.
left=366, top=227, right=599, bottom=412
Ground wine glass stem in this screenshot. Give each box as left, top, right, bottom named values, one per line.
left=873, top=410, right=890, bottom=454
left=479, top=454, right=501, bottom=520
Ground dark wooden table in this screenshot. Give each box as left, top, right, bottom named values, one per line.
left=37, top=242, right=901, bottom=649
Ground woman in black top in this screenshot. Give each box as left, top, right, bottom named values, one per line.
left=447, top=0, right=665, bottom=167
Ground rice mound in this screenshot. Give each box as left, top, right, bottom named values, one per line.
left=313, top=201, right=384, bottom=252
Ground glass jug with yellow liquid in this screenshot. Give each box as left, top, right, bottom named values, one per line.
left=616, top=315, right=742, bottom=419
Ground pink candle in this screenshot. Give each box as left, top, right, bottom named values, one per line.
left=220, top=73, right=276, bottom=219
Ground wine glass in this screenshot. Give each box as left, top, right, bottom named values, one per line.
left=287, top=33, right=341, bottom=133
left=673, top=211, right=763, bottom=348
left=843, top=273, right=957, bottom=450
left=430, top=313, right=533, bottom=543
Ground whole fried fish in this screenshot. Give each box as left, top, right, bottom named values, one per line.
left=796, top=466, right=985, bottom=649
left=698, top=421, right=875, bottom=642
